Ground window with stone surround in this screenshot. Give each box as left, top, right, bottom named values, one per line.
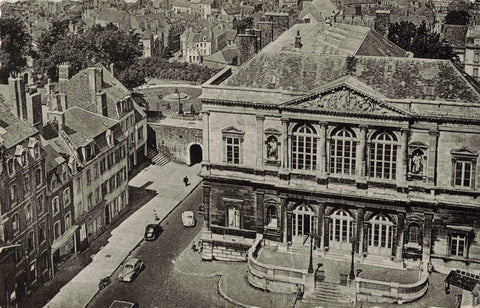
left=266, top=205, right=278, bottom=228
left=7, top=158, right=15, bottom=176
left=292, top=124, right=317, bottom=171
left=52, top=196, right=60, bottom=216
left=222, top=127, right=244, bottom=165
left=451, top=148, right=477, bottom=189
left=223, top=198, right=243, bottom=229
left=11, top=213, right=19, bottom=234
left=54, top=221, right=61, bottom=240
left=447, top=225, right=471, bottom=258
left=330, top=128, right=357, bottom=175
left=369, top=131, right=397, bottom=180
left=406, top=223, right=421, bottom=247
left=228, top=207, right=240, bottom=229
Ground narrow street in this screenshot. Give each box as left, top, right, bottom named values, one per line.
left=86, top=183, right=228, bottom=308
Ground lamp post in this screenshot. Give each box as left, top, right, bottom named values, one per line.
left=349, top=237, right=358, bottom=280
left=308, top=234, right=314, bottom=274
left=175, top=88, right=183, bottom=116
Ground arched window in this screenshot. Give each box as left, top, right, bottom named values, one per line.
left=330, top=209, right=355, bottom=243
left=35, top=168, right=42, bottom=187
left=292, top=124, right=317, bottom=171
left=65, top=213, right=71, bottom=229
left=53, top=221, right=61, bottom=240
left=11, top=213, right=19, bottom=233
left=7, top=159, right=15, bottom=176
left=33, top=144, right=40, bottom=159
left=368, top=214, right=393, bottom=249
left=408, top=223, right=421, bottom=245
left=370, top=131, right=397, bottom=180
left=267, top=206, right=278, bottom=228
left=21, top=151, right=28, bottom=166
left=330, top=128, right=356, bottom=175
left=52, top=196, right=60, bottom=215
left=27, top=231, right=34, bottom=253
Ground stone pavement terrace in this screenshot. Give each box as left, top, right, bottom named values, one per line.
left=257, top=245, right=420, bottom=284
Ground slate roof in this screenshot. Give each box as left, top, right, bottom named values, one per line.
left=62, top=106, right=118, bottom=148
left=97, top=8, right=130, bottom=28
left=44, top=143, right=65, bottom=173
left=311, top=0, right=337, bottom=17
left=0, top=101, right=38, bottom=150
left=261, top=23, right=407, bottom=57
left=57, top=64, right=131, bottom=120
left=443, top=24, right=468, bottom=49
left=222, top=53, right=480, bottom=103
left=298, top=2, right=324, bottom=22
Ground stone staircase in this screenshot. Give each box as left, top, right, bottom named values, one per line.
left=305, top=281, right=353, bottom=307
left=146, top=148, right=170, bottom=166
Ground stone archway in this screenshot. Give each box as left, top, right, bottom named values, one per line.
left=189, top=144, right=202, bottom=165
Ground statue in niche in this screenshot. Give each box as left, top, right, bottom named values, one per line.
left=267, top=136, right=279, bottom=160
left=410, top=150, right=424, bottom=174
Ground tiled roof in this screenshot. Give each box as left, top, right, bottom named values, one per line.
left=311, top=0, right=337, bottom=17
left=97, top=8, right=130, bottom=28
left=225, top=29, right=237, bottom=41
left=261, top=23, right=407, bottom=57
left=223, top=53, right=480, bottom=103
left=63, top=107, right=118, bottom=147
left=443, top=24, right=468, bottom=49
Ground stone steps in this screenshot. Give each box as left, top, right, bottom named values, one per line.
left=306, top=281, right=351, bottom=305
left=146, top=148, right=170, bottom=166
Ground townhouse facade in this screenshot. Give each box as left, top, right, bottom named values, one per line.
left=0, top=108, right=48, bottom=305
left=199, top=23, right=480, bottom=275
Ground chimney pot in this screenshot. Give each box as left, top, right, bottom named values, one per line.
left=295, top=30, right=302, bottom=49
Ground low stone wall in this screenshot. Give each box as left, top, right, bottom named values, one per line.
left=201, top=230, right=251, bottom=261
left=247, top=235, right=315, bottom=294
left=355, top=273, right=429, bottom=304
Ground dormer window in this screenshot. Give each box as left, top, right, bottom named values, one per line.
left=106, top=130, right=114, bottom=147
left=33, top=144, right=40, bottom=159
left=28, top=137, right=40, bottom=160
left=51, top=176, right=57, bottom=189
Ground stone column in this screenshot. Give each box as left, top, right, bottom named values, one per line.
left=357, top=207, right=364, bottom=255
left=423, top=212, right=434, bottom=263
left=428, top=131, right=439, bottom=185
left=356, top=126, right=367, bottom=188
left=203, top=184, right=211, bottom=229
left=396, top=212, right=405, bottom=261
left=281, top=119, right=288, bottom=169
left=318, top=203, right=325, bottom=249
left=281, top=197, right=288, bottom=244
left=202, top=111, right=210, bottom=164
left=256, top=191, right=264, bottom=233
left=256, top=115, right=264, bottom=168
left=319, top=123, right=327, bottom=174
left=397, top=128, right=408, bottom=183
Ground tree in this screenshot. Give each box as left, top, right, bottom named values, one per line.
left=0, top=18, right=31, bottom=83
left=33, top=23, right=143, bottom=84
left=445, top=11, right=470, bottom=25
left=388, top=21, right=455, bottom=60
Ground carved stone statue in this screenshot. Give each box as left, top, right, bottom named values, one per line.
left=267, top=136, right=279, bottom=160
left=411, top=151, right=424, bottom=174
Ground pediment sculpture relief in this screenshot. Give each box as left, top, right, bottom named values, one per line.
left=298, top=90, right=393, bottom=115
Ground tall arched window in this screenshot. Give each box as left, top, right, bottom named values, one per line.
left=368, top=214, right=393, bottom=249
left=329, top=209, right=355, bottom=243
left=330, top=128, right=356, bottom=175
left=370, top=131, right=397, bottom=180
left=292, top=124, right=317, bottom=171
left=408, top=223, right=421, bottom=245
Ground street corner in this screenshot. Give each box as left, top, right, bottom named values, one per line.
left=173, top=232, right=215, bottom=277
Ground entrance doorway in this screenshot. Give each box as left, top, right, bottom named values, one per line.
left=292, top=205, right=317, bottom=246
left=368, top=214, right=393, bottom=256
left=189, top=144, right=202, bottom=165
left=329, top=209, right=355, bottom=252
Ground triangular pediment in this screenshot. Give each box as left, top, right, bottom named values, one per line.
left=451, top=147, right=478, bottom=157
left=221, top=126, right=245, bottom=135
left=281, top=78, right=410, bottom=117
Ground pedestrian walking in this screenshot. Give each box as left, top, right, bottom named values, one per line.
left=183, top=176, right=189, bottom=186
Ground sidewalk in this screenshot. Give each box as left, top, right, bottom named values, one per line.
left=44, top=162, right=201, bottom=308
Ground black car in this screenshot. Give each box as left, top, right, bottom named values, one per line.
left=144, top=224, right=162, bottom=241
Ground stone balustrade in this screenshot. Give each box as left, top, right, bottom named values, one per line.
left=354, top=273, right=429, bottom=304
left=247, top=235, right=315, bottom=294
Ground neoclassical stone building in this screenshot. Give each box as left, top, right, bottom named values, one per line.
left=199, top=27, right=480, bottom=271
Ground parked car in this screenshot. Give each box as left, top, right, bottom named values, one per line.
left=108, top=300, right=139, bottom=308
left=118, top=257, right=144, bottom=282
left=182, top=211, right=196, bottom=227
left=144, top=224, right=162, bottom=241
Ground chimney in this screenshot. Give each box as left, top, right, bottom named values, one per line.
left=96, top=92, right=107, bottom=117
left=295, top=30, right=302, bottom=49
left=374, top=10, right=391, bottom=37
left=109, top=63, right=115, bottom=78
left=8, top=75, right=27, bottom=120
left=58, top=63, right=71, bottom=82
left=58, top=92, right=68, bottom=111
left=88, top=67, right=103, bottom=102
left=48, top=110, right=66, bottom=133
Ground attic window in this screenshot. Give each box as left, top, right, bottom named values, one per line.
left=386, top=64, right=393, bottom=73
left=424, top=86, right=434, bottom=96
left=267, top=75, right=277, bottom=89
left=106, top=130, right=114, bottom=147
